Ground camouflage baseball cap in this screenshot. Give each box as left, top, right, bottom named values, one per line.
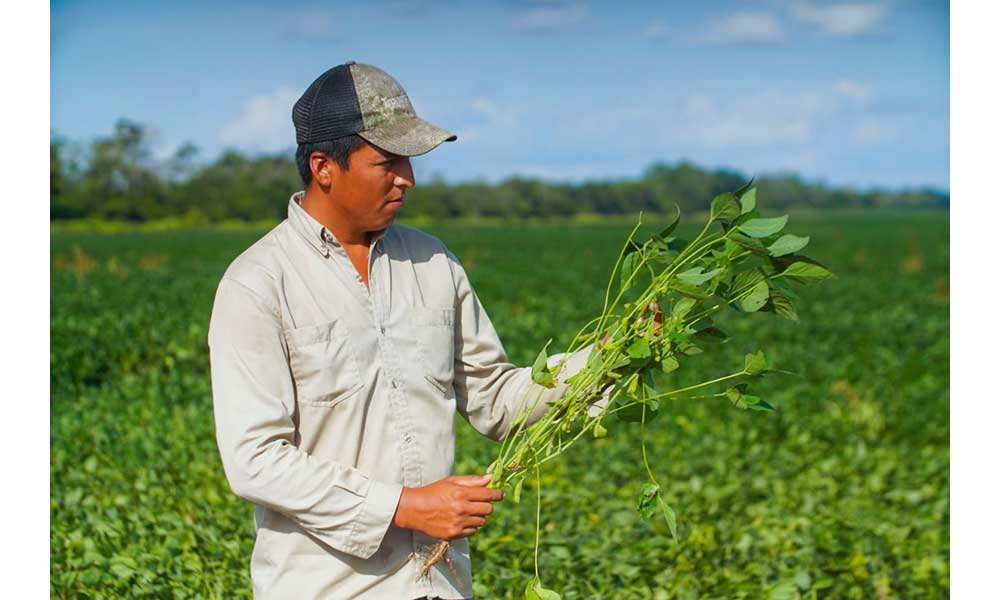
left=292, top=61, right=456, bottom=157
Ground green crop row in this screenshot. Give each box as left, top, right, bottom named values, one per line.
left=51, top=213, right=949, bottom=598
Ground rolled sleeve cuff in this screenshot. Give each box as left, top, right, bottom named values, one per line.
left=345, top=479, right=405, bottom=559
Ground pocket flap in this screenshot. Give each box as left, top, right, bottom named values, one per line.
left=283, top=320, right=338, bottom=348
left=412, top=306, right=455, bottom=328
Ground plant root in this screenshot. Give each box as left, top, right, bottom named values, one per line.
left=415, top=540, right=450, bottom=581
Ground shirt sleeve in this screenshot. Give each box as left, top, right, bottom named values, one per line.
left=207, top=276, right=402, bottom=560
left=446, top=252, right=593, bottom=441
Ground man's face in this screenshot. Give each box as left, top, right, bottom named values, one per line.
left=321, top=142, right=415, bottom=232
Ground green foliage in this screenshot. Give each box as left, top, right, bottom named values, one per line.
left=525, top=576, right=561, bottom=600
left=483, top=187, right=846, bottom=595
left=51, top=211, right=950, bottom=598
left=51, top=124, right=949, bottom=225
left=531, top=341, right=560, bottom=388
left=768, top=234, right=810, bottom=257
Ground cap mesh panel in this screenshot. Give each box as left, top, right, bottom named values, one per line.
left=292, top=65, right=364, bottom=144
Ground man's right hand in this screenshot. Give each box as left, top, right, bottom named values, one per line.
left=392, top=474, right=503, bottom=540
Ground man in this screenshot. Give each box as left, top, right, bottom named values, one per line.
left=207, top=62, right=592, bottom=599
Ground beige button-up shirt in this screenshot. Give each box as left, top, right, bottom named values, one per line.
left=208, top=193, right=589, bottom=599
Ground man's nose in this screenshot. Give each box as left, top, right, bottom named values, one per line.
left=393, top=158, right=415, bottom=189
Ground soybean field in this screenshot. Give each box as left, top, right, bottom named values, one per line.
left=51, top=212, right=949, bottom=599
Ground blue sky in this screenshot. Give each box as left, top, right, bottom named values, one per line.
left=51, top=0, right=949, bottom=190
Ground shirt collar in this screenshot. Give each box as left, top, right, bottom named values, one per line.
left=287, top=191, right=389, bottom=258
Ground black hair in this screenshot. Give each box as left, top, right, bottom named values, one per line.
left=295, top=134, right=367, bottom=186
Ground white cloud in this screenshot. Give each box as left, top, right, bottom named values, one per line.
left=559, top=80, right=876, bottom=153
left=643, top=18, right=670, bottom=40
left=219, top=87, right=300, bottom=151
left=445, top=98, right=524, bottom=145
left=850, top=116, right=909, bottom=144
left=510, top=2, right=591, bottom=31
left=676, top=80, right=875, bottom=147
left=831, top=79, right=875, bottom=105
left=787, top=1, right=889, bottom=37
left=698, top=11, right=787, bottom=45
left=504, top=163, right=607, bottom=181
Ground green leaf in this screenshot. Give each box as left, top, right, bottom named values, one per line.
left=767, top=580, right=799, bottom=600
left=733, top=208, right=760, bottom=226
left=655, top=205, right=681, bottom=240
left=749, top=398, right=776, bottom=412
left=730, top=269, right=766, bottom=294
left=725, top=384, right=750, bottom=409
left=739, top=187, right=757, bottom=214
left=733, top=177, right=756, bottom=199
left=678, top=342, right=702, bottom=356
left=620, top=250, right=642, bottom=292
left=768, top=287, right=799, bottom=321
left=676, top=266, right=722, bottom=286
left=693, top=326, right=728, bottom=344
left=525, top=576, right=562, bottom=600
left=512, top=478, right=524, bottom=504
left=672, top=297, right=696, bottom=318
left=744, top=351, right=767, bottom=375
left=781, top=261, right=834, bottom=284
left=768, top=234, right=810, bottom=257
left=606, top=352, right=632, bottom=371
left=739, top=280, right=770, bottom=312
left=672, top=282, right=714, bottom=300
left=661, top=355, right=680, bottom=373
left=627, top=338, right=651, bottom=359
left=813, top=577, right=834, bottom=590
left=729, top=232, right=769, bottom=255
left=585, top=349, right=604, bottom=371
left=647, top=248, right=679, bottom=266
left=531, top=340, right=558, bottom=388
left=710, top=192, right=741, bottom=223
left=658, top=497, right=679, bottom=542
left=737, top=215, right=788, bottom=238
left=637, top=482, right=661, bottom=520
left=592, top=421, right=608, bottom=438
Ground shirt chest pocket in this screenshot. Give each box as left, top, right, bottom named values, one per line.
left=284, top=319, right=364, bottom=408
left=411, top=306, right=456, bottom=394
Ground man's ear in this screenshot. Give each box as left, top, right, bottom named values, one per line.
left=310, top=152, right=336, bottom=187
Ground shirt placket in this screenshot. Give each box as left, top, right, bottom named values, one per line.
left=367, top=238, right=432, bottom=596
left=365, top=238, right=423, bottom=487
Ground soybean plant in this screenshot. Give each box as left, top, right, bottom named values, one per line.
left=428, top=183, right=832, bottom=599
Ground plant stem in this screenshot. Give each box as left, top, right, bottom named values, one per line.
left=533, top=464, right=541, bottom=580
left=645, top=370, right=747, bottom=400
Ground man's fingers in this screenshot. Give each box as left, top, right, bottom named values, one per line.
left=466, top=501, right=495, bottom=516
left=453, top=474, right=492, bottom=487
left=459, top=527, right=478, bottom=538
left=464, top=516, right=487, bottom=528
left=465, top=486, right=504, bottom=502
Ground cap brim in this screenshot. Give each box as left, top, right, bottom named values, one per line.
left=358, top=116, right=457, bottom=157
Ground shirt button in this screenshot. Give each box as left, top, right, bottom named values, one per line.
left=391, top=380, right=399, bottom=389
left=380, top=325, right=386, bottom=334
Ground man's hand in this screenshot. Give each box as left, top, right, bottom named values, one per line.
left=392, top=474, right=503, bottom=540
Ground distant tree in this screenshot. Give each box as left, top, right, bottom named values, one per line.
left=72, top=119, right=167, bottom=220
left=51, top=137, right=89, bottom=219
left=49, top=122, right=950, bottom=223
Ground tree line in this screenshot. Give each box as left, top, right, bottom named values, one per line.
left=51, top=119, right=949, bottom=223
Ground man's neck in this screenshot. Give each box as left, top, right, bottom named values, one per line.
left=300, top=188, right=369, bottom=247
